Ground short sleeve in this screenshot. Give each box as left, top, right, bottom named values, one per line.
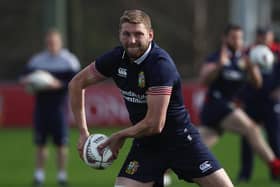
left=146, top=57, right=178, bottom=87
left=69, top=54, right=81, bottom=73
left=22, top=54, right=40, bottom=75
left=95, top=47, right=123, bottom=77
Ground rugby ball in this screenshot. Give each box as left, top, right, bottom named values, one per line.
left=25, top=70, right=55, bottom=92
left=82, top=134, right=113, bottom=169
left=249, top=45, right=275, bottom=72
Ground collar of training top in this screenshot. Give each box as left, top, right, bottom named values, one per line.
left=121, top=42, right=152, bottom=65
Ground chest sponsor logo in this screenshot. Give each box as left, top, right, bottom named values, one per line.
left=120, top=90, right=146, bottom=104
left=222, top=69, right=243, bottom=81
left=199, top=161, right=212, bottom=173
left=118, top=67, right=127, bottom=78
left=237, top=58, right=246, bottom=70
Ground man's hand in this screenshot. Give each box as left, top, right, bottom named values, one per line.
left=244, top=55, right=262, bottom=89
left=98, top=133, right=125, bottom=161
left=46, top=78, right=63, bottom=90
left=77, top=131, right=90, bottom=160
left=219, top=43, right=230, bottom=66
left=19, top=76, right=29, bottom=85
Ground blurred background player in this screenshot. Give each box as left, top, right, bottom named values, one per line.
left=20, top=29, right=80, bottom=186
left=198, top=24, right=280, bottom=179
left=237, top=27, right=280, bottom=182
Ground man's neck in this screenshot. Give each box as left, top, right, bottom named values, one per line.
left=133, top=43, right=152, bottom=64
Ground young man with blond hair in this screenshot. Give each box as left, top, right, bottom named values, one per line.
left=69, top=10, right=234, bottom=187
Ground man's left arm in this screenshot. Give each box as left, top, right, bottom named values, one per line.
left=118, top=90, right=171, bottom=137
left=99, top=87, right=172, bottom=159
left=245, top=56, right=263, bottom=89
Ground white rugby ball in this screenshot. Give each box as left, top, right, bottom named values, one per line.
left=82, top=134, right=113, bottom=169
left=25, top=70, right=55, bottom=92
left=249, top=45, right=275, bottom=72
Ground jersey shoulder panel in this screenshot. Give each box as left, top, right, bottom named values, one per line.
left=95, top=46, right=124, bottom=77
left=60, top=49, right=81, bottom=72
left=144, top=44, right=179, bottom=87
left=27, top=51, right=48, bottom=69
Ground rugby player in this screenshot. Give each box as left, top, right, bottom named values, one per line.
left=237, top=27, right=280, bottom=182
left=198, top=24, right=280, bottom=180
left=69, top=10, right=234, bottom=187
left=21, top=29, right=80, bottom=186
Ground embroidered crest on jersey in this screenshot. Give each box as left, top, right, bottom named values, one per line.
left=125, top=160, right=139, bottom=175
left=237, top=58, right=246, bottom=70
left=118, top=67, right=127, bottom=78
left=138, top=71, right=145, bottom=88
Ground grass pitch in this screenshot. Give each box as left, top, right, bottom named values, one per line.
left=0, top=128, right=279, bottom=187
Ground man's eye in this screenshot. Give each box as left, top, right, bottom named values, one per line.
left=135, top=32, right=144, bottom=37
left=123, top=32, right=130, bottom=37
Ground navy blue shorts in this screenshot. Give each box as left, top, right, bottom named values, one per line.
left=200, top=96, right=235, bottom=134
left=33, top=113, right=68, bottom=146
left=118, top=127, right=221, bottom=183
left=245, top=102, right=264, bottom=123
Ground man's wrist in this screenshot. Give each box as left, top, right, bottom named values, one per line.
left=79, top=128, right=89, bottom=135
left=114, top=131, right=124, bottom=139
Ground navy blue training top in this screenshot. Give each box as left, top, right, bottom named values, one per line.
left=95, top=42, right=193, bottom=138
left=205, top=49, right=248, bottom=100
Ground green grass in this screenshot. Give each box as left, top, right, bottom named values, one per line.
left=0, top=128, right=279, bottom=187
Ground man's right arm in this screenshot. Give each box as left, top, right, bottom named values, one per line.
left=199, top=63, right=222, bottom=85
left=199, top=44, right=228, bottom=86
left=68, top=62, right=106, bottom=157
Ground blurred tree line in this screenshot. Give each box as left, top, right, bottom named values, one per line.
left=0, top=0, right=229, bottom=81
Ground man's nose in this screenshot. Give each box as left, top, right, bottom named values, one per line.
left=128, top=36, right=136, bottom=44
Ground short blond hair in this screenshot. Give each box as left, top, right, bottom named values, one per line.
left=120, top=10, right=152, bottom=30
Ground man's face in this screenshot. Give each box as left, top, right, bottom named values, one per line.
left=265, top=31, right=274, bottom=45
left=119, top=22, right=153, bottom=60
left=257, top=32, right=274, bottom=45
left=45, top=32, right=62, bottom=55
left=225, top=30, right=243, bottom=51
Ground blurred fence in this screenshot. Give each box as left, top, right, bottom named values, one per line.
left=0, top=0, right=229, bottom=80
left=1, top=0, right=280, bottom=81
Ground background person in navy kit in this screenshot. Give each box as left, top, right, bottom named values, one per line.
left=198, top=24, right=280, bottom=179
left=69, top=9, right=234, bottom=187
left=20, top=29, right=80, bottom=186
left=237, top=28, right=280, bottom=182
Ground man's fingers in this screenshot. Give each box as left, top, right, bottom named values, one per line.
left=97, top=141, right=109, bottom=156
left=78, top=147, right=83, bottom=160
left=78, top=150, right=83, bottom=160
left=77, top=141, right=86, bottom=160
left=108, top=154, right=117, bottom=162
left=98, top=139, right=109, bottom=151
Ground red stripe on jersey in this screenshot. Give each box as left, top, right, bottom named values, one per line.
left=146, top=86, right=172, bottom=95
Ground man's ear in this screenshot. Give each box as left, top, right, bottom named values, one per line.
left=149, top=29, right=154, bottom=41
